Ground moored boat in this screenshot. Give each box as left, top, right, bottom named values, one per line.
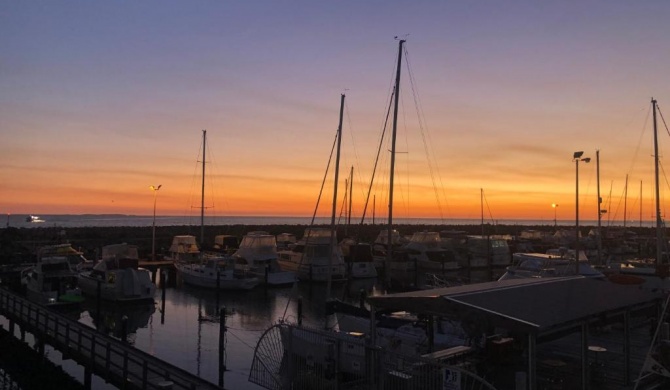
left=232, top=231, right=297, bottom=286
left=175, top=255, right=260, bottom=290
left=276, top=227, right=347, bottom=282
left=77, top=243, right=156, bottom=302
left=22, top=246, right=84, bottom=307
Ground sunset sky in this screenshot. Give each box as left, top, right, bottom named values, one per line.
left=2, top=1, right=670, bottom=223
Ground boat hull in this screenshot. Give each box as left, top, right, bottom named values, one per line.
left=78, top=268, right=156, bottom=302
left=176, top=262, right=259, bottom=290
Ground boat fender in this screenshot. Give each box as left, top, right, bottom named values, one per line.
left=108, top=273, right=116, bottom=284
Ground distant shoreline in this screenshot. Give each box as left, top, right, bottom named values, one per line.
left=2, top=222, right=661, bottom=264
left=3, top=213, right=654, bottom=229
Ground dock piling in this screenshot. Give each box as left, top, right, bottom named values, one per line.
left=219, top=306, right=227, bottom=388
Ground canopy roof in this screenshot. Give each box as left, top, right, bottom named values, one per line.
left=368, top=277, right=662, bottom=335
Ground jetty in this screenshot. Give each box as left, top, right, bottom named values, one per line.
left=0, top=287, right=223, bottom=390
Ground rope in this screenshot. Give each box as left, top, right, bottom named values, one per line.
left=405, top=43, right=448, bottom=222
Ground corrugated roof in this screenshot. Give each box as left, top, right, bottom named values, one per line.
left=368, top=277, right=663, bottom=334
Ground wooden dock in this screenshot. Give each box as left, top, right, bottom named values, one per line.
left=0, top=288, right=223, bottom=390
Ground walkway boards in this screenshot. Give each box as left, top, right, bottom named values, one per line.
left=0, top=288, right=222, bottom=390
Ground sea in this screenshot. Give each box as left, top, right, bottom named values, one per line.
left=5, top=213, right=645, bottom=229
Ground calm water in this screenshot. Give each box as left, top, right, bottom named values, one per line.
left=0, top=276, right=383, bottom=390
left=4, top=213, right=643, bottom=229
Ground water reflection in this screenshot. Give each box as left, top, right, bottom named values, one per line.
left=48, top=266, right=504, bottom=389
left=81, top=300, right=156, bottom=344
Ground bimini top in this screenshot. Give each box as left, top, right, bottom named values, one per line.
left=367, top=276, right=663, bottom=335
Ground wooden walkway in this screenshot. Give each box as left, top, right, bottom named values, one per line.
left=0, top=288, right=223, bottom=390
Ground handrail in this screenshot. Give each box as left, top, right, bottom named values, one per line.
left=0, top=288, right=217, bottom=390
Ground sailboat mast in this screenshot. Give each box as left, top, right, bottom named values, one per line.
left=624, top=174, right=628, bottom=228
left=201, top=129, right=206, bottom=247
left=596, top=150, right=602, bottom=265
left=328, top=93, right=345, bottom=298
left=480, top=188, right=484, bottom=237
left=386, top=39, right=405, bottom=284
left=348, top=166, right=353, bottom=229
left=653, top=98, right=663, bottom=264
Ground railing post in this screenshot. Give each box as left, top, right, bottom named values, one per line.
left=96, top=279, right=102, bottom=326
left=105, top=342, right=111, bottom=380
left=123, top=350, right=129, bottom=390
left=143, top=360, right=148, bottom=388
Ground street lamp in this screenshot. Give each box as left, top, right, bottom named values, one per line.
left=150, top=184, right=162, bottom=261
left=573, top=151, right=590, bottom=274
left=552, top=203, right=559, bottom=227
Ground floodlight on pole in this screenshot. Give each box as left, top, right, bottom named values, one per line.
left=552, top=203, right=559, bottom=227
left=150, top=185, right=162, bottom=261
left=573, top=152, right=590, bottom=274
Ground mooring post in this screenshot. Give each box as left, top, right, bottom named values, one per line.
left=298, top=296, right=303, bottom=326
left=121, top=315, right=128, bottom=343
left=359, top=289, right=366, bottom=309
left=216, top=271, right=220, bottom=309
left=96, top=279, right=102, bottom=326
left=152, top=267, right=158, bottom=284
left=219, top=306, right=227, bottom=388
left=161, top=270, right=167, bottom=324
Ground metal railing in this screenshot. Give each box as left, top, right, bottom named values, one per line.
left=0, top=288, right=221, bottom=390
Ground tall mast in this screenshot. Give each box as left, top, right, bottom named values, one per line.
left=201, top=129, right=206, bottom=247
left=386, top=39, right=405, bottom=284
left=480, top=188, right=484, bottom=237
left=348, top=166, right=353, bottom=229
left=373, top=195, right=376, bottom=225
left=653, top=98, right=663, bottom=264
left=596, top=150, right=602, bottom=265
left=640, top=180, right=643, bottom=229
left=327, top=93, right=345, bottom=299
left=624, top=174, right=628, bottom=228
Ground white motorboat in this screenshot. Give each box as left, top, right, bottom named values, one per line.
left=166, top=235, right=201, bottom=262
left=405, top=231, right=460, bottom=271
left=276, top=227, right=347, bottom=282
left=37, top=243, right=92, bottom=271
left=340, top=239, right=378, bottom=279
left=232, top=231, right=297, bottom=286
left=372, top=229, right=413, bottom=271
left=498, top=251, right=604, bottom=280
left=22, top=246, right=84, bottom=307
left=175, top=255, right=259, bottom=290
left=78, top=243, right=156, bottom=302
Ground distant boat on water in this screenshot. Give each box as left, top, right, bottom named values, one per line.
left=26, top=215, right=45, bottom=223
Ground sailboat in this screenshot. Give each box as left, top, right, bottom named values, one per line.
left=173, top=130, right=260, bottom=290
left=276, top=95, right=348, bottom=284
left=231, top=231, right=297, bottom=286
left=332, top=39, right=470, bottom=350
left=612, top=99, right=670, bottom=290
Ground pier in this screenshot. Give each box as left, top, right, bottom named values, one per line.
left=0, top=288, right=223, bottom=390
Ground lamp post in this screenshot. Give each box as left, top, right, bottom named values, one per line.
left=573, top=151, right=590, bottom=274
left=150, top=184, right=162, bottom=261
left=552, top=203, right=559, bottom=227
